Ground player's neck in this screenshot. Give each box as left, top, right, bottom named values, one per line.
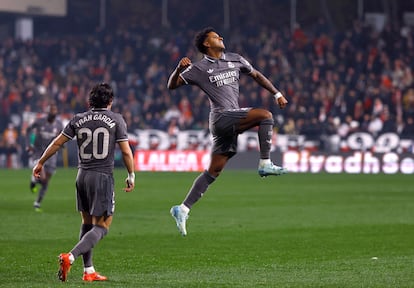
left=207, top=49, right=223, bottom=59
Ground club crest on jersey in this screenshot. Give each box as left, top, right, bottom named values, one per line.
left=207, top=69, right=214, bottom=73
left=228, top=62, right=235, bottom=68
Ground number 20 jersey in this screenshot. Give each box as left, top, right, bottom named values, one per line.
left=62, top=108, right=129, bottom=174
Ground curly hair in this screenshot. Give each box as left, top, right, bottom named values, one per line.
left=194, top=27, right=216, bottom=54
left=88, top=83, right=114, bottom=108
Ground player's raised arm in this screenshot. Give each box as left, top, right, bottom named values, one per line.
left=248, top=68, right=288, bottom=109
left=167, top=57, right=192, bottom=89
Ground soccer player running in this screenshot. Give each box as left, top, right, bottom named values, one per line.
left=26, top=102, right=63, bottom=212
left=32, top=83, right=136, bottom=282
left=167, top=27, right=288, bottom=236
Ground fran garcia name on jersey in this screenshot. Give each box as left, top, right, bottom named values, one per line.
left=208, top=70, right=238, bottom=87
left=75, top=113, right=116, bottom=129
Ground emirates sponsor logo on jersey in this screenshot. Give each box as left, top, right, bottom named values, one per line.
left=208, top=70, right=238, bottom=87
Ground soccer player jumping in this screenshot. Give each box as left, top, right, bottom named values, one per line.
left=167, top=27, right=288, bottom=236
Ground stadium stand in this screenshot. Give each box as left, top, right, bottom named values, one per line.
left=0, top=1, right=413, bottom=168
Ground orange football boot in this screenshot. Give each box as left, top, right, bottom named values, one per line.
left=57, top=253, right=71, bottom=282
left=82, top=272, right=108, bottom=282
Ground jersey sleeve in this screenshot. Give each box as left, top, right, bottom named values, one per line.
left=239, top=56, right=254, bottom=74
left=115, top=114, right=129, bottom=142
left=179, top=64, right=199, bottom=85
left=62, top=118, right=76, bottom=139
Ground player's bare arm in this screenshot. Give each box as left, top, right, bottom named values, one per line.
left=33, top=133, right=70, bottom=178
left=167, top=57, right=192, bottom=89
left=249, top=69, right=288, bottom=109
left=118, top=140, right=135, bottom=192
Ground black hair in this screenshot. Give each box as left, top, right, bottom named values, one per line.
left=88, top=83, right=114, bottom=108
left=194, top=27, right=216, bottom=54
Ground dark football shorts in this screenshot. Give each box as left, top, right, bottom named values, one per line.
left=75, top=169, right=115, bottom=216
left=209, top=108, right=251, bottom=158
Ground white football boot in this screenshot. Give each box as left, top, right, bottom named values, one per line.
left=170, top=205, right=189, bottom=236
left=258, top=162, right=288, bottom=177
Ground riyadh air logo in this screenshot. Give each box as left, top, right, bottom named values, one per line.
left=228, top=62, right=235, bottom=68
left=207, top=69, right=214, bottom=73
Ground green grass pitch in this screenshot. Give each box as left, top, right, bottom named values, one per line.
left=0, top=168, right=413, bottom=287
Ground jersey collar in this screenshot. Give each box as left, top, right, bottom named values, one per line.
left=204, top=53, right=226, bottom=63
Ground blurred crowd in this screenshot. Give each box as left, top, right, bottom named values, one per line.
left=1, top=17, right=414, bottom=167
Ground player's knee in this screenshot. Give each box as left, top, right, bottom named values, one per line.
left=264, top=110, right=273, bottom=120
left=261, top=112, right=274, bottom=125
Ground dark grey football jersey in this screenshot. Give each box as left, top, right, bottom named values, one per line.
left=62, top=108, right=128, bottom=174
left=28, top=117, right=64, bottom=165
left=179, top=52, right=253, bottom=114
